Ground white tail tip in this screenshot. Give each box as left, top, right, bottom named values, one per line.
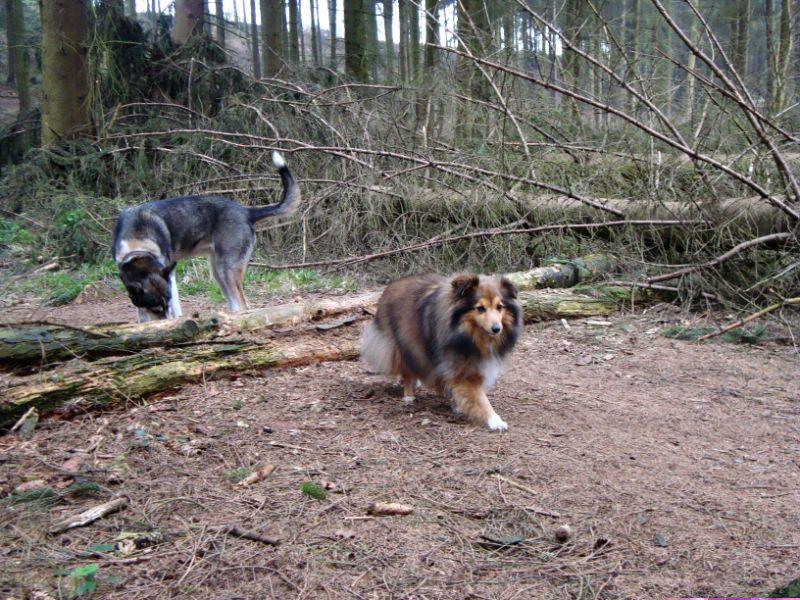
left=272, top=151, right=286, bottom=169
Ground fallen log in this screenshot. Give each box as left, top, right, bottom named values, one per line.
left=0, top=285, right=657, bottom=429
left=0, top=256, right=615, bottom=366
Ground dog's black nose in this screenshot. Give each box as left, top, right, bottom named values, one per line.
left=491, top=323, right=502, bottom=334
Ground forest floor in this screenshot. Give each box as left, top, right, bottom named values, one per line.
left=1, top=281, right=799, bottom=599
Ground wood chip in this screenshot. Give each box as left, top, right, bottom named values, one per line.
left=237, top=464, right=275, bottom=487
left=367, top=502, right=414, bottom=516
left=49, top=497, right=128, bottom=534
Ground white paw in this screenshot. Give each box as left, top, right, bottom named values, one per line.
left=402, top=396, right=415, bottom=406
left=487, top=414, right=508, bottom=431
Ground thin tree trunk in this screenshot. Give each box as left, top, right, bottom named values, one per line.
left=344, top=0, right=366, bottom=79
left=261, top=0, right=282, bottom=75
left=329, top=0, right=338, bottom=67
left=4, top=0, right=14, bottom=84
left=765, top=0, right=776, bottom=111
left=233, top=0, right=239, bottom=24
left=685, top=3, right=699, bottom=126
left=383, top=0, right=394, bottom=77
left=126, top=0, right=136, bottom=17
left=288, top=0, right=299, bottom=62
left=398, top=0, right=408, bottom=81
left=365, top=0, right=378, bottom=78
left=173, top=0, right=205, bottom=43
left=628, top=0, right=640, bottom=113
left=297, top=0, right=305, bottom=63
left=424, top=0, right=437, bottom=69
left=731, top=0, right=750, bottom=76
left=309, top=0, right=320, bottom=65
left=250, top=0, right=261, bottom=78
left=776, top=0, right=793, bottom=111
left=409, top=0, right=419, bottom=79
left=8, top=0, right=29, bottom=113
left=215, top=0, right=225, bottom=46
left=41, top=0, right=91, bottom=145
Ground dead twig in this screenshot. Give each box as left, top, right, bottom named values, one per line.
left=50, top=497, right=129, bottom=534
left=696, top=297, right=800, bottom=342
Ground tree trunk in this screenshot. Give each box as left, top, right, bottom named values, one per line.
left=215, top=0, right=226, bottom=46
left=409, top=0, right=419, bottom=79
left=5, top=0, right=15, bottom=84
left=0, top=283, right=661, bottom=429
left=8, top=0, right=29, bottom=113
left=172, top=0, right=205, bottom=43
left=685, top=3, right=699, bottom=125
left=731, top=0, right=750, bottom=77
left=628, top=0, right=640, bottom=113
left=288, top=0, right=299, bottom=62
left=344, top=0, right=367, bottom=80
left=383, top=0, right=394, bottom=76
left=40, top=0, right=92, bottom=145
left=126, top=0, right=136, bottom=18
left=765, top=0, right=776, bottom=111
left=261, top=0, right=282, bottom=76
left=309, top=0, right=320, bottom=65
left=249, top=0, right=261, bottom=78
left=398, top=0, right=408, bottom=81
left=329, top=0, right=338, bottom=67
left=424, top=0, right=438, bottom=70
left=365, top=0, right=378, bottom=79
left=775, top=0, right=793, bottom=111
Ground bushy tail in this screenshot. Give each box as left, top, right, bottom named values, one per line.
left=247, top=151, right=301, bottom=223
left=360, top=320, right=396, bottom=374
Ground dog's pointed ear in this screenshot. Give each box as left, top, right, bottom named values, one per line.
left=500, top=276, right=518, bottom=299
left=451, top=274, right=479, bottom=298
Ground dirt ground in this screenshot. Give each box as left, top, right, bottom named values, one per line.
left=1, top=289, right=799, bottom=599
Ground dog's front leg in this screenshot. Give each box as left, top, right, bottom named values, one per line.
left=450, top=382, right=508, bottom=431
left=167, top=274, right=182, bottom=319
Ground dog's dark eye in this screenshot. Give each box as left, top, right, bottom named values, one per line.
left=475, top=306, right=486, bottom=313
left=497, top=303, right=504, bottom=311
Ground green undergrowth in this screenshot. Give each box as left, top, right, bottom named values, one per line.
left=662, top=324, right=769, bottom=344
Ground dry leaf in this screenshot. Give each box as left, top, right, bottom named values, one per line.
left=14, top=479, right=48, bottom=494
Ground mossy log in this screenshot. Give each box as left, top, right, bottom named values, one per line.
left=0, top=256, right=615, bottom=367
left=0, top=285, right=657, bottom=429
left=0, top=334, right=360, bottom=429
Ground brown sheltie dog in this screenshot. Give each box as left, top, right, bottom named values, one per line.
left=361, top=273, right=522, bottom=431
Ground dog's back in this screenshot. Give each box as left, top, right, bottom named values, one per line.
left=361, top=274, right=443, bottom=381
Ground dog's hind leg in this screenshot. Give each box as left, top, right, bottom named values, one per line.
left=210, top=255, right=243, bottom=312
left=137, top=308, right=154, bottom=323
left=167, top=273, right=182, bottom=318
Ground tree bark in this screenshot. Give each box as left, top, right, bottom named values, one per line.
left=344, top=0, right=367, bottom=80
left=329, top=0, right=338, bottom=67
left=172, top=0, right=205, bottom=43
left=40, top=0, right=92, bottom=145
left=215, top=0, right=226, bottom=46
left=765, top=0, right=777, bottom=112
left=382, top=0, right=394, bottom=76
left=8, top=0, right=29, bottom=113
left=409, top=0, right=419, bottom=79
left=287, top=0, right=299, bottom=62
left=398, top=0, right=408, bottom=81
left=775, top=0, right=793, bottom=111
left=424, top=0, right=438, bottom=70
left=5, top=0, right=15, bottom=84
left=249, top=0, right=261, bottom=78
left=309, top=0, right=320, bottom=65
left=261, top=0, right=283, bottom=76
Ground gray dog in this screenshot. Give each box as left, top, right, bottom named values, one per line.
left=113, top=152, right=300, bottom=322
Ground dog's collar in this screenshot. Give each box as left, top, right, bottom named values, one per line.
left=118, top=250, right=163, bottom=267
